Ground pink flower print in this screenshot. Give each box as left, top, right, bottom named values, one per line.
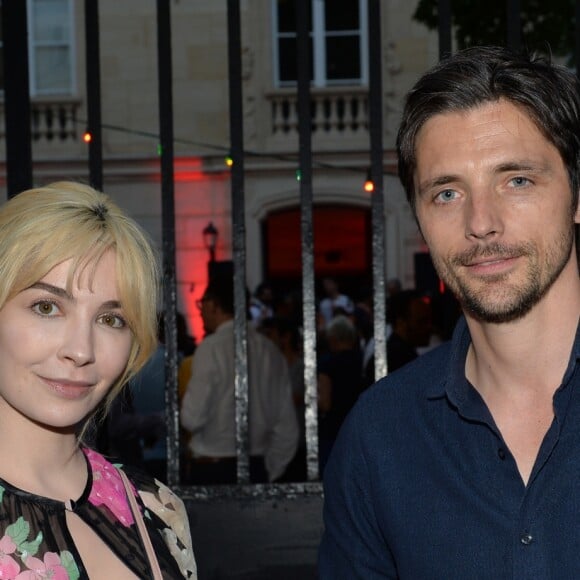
left=15, top=553, right=67, bottom=580
left=0, top=535, right=21, bottom=579
left=83, top=448, right=135, bottom=527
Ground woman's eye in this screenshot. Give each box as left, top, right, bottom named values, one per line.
left=32, top=301, right=59, bottom=316
left=99, top=313, right=126, bottom=329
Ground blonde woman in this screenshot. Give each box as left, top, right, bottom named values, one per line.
left=0, top=182, right=196, bottom=579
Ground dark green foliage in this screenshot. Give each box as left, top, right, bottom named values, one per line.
left=413, top=0, right=576, bottom=62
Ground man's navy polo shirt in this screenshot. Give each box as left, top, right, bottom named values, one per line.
left=319, top=317, right=580, bottom=579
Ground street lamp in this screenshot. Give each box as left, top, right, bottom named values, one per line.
left=202, top=221, right=218, bottom=262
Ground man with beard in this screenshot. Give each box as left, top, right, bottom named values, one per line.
left=319, top=46, right=580, bottom=579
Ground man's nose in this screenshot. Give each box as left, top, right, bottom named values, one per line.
left=464, top=191, right=504, bottom=241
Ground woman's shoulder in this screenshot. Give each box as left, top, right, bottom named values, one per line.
left=83, top=448, right=198, bottom=579
left=124, top=466, right=198, bottom=580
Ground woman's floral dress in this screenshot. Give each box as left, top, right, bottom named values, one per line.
left=0, top=447, right=197, bottom=579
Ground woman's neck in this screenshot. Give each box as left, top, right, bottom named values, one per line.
left=0, top=403, right=88, bottom=502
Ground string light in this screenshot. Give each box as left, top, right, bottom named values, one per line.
left=364, top=169, right=374, bottom=192
left=75, top=117, right=386, bottom=182
left=225, top=155, right=233, bottom=167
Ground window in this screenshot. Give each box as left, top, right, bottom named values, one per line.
left=28, top=0, right=75, bottom=95
left=0, top=0, right=75, bottom=94
left=0, top=8, right=4, bottom=91
left=273, top=0, right=368, bottom=87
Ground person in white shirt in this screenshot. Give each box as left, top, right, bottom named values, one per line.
left=249, top=281, right=275, bottom=328
left=319, top=277, right=354, bottom=327
left=180, top=277, right=299, bottom=484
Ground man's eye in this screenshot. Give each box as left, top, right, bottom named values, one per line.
left=99, top=313, right=127, bottom=329
left=435, top=189, right=457, bottom=203
left=510, top=176, right=530, bottom=187
left=32, top=301, right=59, bottom=316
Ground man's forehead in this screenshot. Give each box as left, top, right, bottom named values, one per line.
left=414, top=100, right=557, bottom=176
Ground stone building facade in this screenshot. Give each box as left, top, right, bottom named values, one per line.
left=0, top=0, right=439, bottom=341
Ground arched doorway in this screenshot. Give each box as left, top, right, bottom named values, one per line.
left=263, top=204, right=371, bottom=302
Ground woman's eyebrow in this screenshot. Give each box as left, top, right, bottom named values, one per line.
left=102, top=300, right=123, bottom=310
left=28, top=281, right=71, bottom=300
left=27, top=282, right=123, bottom=310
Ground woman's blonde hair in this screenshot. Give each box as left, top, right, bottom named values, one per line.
left=0, top=181, right=160, bottom=412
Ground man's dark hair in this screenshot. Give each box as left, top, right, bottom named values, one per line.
left=254, top=281, right=272, bottom=298
left=204, top=275, right=235, bottom=315
left=397, top=46, right=580, bottom=215
left=387, top=290, right=426, bottom=326
left=260, top=316, right=302, bottom=351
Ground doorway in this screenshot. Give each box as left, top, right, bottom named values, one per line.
left=263, top=204, right=371, bottom=303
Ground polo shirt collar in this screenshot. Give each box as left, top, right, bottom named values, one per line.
left=425, top=316, right=470, bottom=403
left=561, top=316, right=580, bottom=384
left=426, top=314, right=580, bottom=418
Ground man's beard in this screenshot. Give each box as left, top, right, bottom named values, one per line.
left=431, top=225, right=575, bottom=324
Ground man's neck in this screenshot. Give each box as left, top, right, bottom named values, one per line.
left=465, top=265, right=580, bottom=398
left=464, top=262, right=580, bottom=486
left=213, top=312, right=234, bottom=331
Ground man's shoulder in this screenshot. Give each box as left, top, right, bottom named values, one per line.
left=326, top=342, right=454, bottom=482
left=355, top=341, right=452, bottom=419
left=197, top=323, right=233, bottom=349
left=250, top=326, right=282, bottom=353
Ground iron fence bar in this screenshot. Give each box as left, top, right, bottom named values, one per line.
left=227, top=0, right=251, bottom=485
left=2, top=0, right=33, bottom=197
left=577, top=2, right=580, bottom=269
left=506, top=0, right=521, bottom=51
left=156, top=0, right=180, bottom=488
left=576, top=0, right=580, bottom=78
left=84, top=0, right=103, bottom=191
left=296, top=0, right=319, bottom=482
left=368, top=0, right=387, bottom=382
left=438, top=0, right=452, bottom=61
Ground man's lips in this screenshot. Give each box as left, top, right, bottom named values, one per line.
left=460, top=254, right=520, bottom=275
left=463, top=255, right=518, bottom=267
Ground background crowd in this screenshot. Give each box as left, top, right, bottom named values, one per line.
left=98, top=273, right=460, bottom=483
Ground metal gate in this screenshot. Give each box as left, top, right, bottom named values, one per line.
left=1, top=1, right=575, bottom=578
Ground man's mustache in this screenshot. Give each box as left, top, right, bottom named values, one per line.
left=451, top=243, right=530, bottom=267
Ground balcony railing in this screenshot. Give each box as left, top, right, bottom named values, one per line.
left=0, top=96, right=81, bottom=143
left=267, top=86, right=368, bottom=139
left=31, top=97, right=81, bottom=142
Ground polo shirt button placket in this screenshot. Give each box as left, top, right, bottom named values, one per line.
left=520, top=533, right=533, bottom=546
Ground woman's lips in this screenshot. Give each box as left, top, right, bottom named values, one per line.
left=39, top=377, right=95, bottom=399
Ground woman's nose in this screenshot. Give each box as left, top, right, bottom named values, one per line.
left=57, top=320, right=96, bottom=366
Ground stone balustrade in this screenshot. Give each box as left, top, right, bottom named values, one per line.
left=267, top=86, right=368, bottom=138
left=0, top=96, right=81, bottom=143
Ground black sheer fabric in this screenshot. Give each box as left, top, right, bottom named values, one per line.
left=0, top=448, right=193, bottom=579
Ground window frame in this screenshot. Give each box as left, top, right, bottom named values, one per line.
left=27, top=0, right=76, bottom=96
left=272, top=0, right=368, bottom=88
